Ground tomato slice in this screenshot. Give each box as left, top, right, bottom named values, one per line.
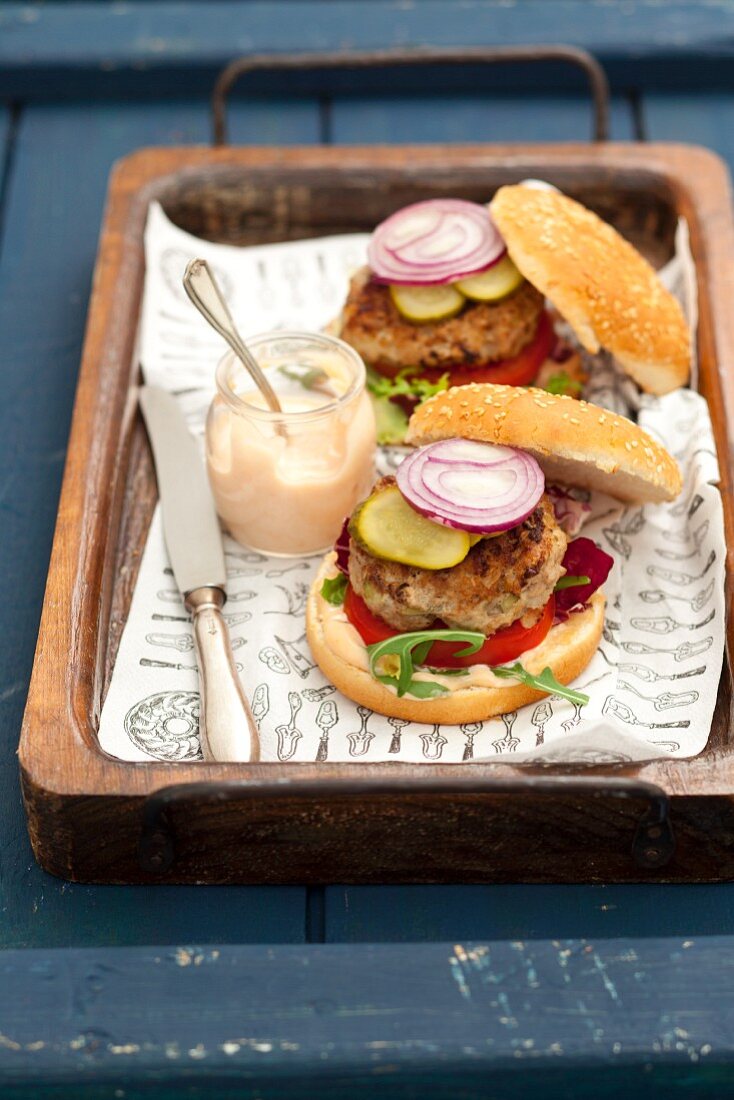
left=343, top=586, right=555, bottom=668
left=422, top=311, right=555, bottom=388
left=344, top=585, right=399, bottom=646
left=370, top=311, right=555, bottom=387
left=427, top=596, right=555, bottom=667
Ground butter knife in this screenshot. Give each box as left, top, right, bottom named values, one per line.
left=139, top=385, right=260, bottom=762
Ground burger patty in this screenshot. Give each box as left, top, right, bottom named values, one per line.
left=339, top=266, right=545, bottom=374
left=349, top=488, right=568, bottom=635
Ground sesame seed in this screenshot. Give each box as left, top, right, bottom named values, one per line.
left=569, top=418, right=580, bottom=425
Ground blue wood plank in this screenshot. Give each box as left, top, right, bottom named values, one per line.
left=325, top=884, right=734, bottom=943
left=330, top=94, right=637, bottom=144
left=2, top=938, right=734, bottom=1097
left=0, top=100, right=319, bottom=950
left=642, top=93, right=734, bottom=170
left=0, top=2, right=731, bottom=99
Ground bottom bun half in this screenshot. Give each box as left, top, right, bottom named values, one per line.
left=306, top=556, right=605, bottom=723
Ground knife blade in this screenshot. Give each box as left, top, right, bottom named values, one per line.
left=139, top=385, right=260, bottom=763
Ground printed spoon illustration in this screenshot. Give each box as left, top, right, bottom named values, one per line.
left=530, top=701, right=553, bottom=747
left=226, top=549, right=267, bottom=565
left=647, top=552, right=716, bottom=586
left=618, top=680, right=699, bottom=711
left=655, top=521, right=709, bottom=561
left=639, top=579, right=715, bottom=611
left=251, top=683, right=270, bottom=725
left=630, top=610, right=714, bottom=634
left=388, top=716, right=409, bottom=755
left=275, top=692, right=304, bottom=761
left=598, top=650, right=705, bottom=682
left=602, top=697, right=690, bottom=728
left=315, top=700, right=338, bottom=762
left=460, top=722, right=482, bottom=760
left=348, top=706, right=375, bottom=758
left=621, top=638, right=712, bottom=662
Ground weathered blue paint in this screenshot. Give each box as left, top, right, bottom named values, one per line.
left=0, top=100, right=319, bottom=952
left=643, top=93, right=734, bottom=169
left=330, top=93, right=638, bottom=144
left=325, top=882, right=734, bottom=943
left=1, top=2, right=734, bottom=99
left=1, top=938, right=734, bottom=1097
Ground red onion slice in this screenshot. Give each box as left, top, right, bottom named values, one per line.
left=396, top=439, right=545, bottom=533
left=368, top=199, right=507, bottom=286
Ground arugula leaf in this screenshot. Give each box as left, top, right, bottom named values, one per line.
left=320, top=574, right=348, bottom=606
left=544, top=371, right=583, bottom=397
left=367, top=629, right=484, bottom=698
left=555, top=574, right=591, bottom=591
left=491, top=662, right=589, bottom=706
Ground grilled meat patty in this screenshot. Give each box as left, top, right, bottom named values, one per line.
left=349, top=483, right=568, bottom=635
left=339, top=266, right=545, bottom=375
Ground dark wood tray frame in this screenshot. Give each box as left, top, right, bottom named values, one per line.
left=18, top=143, right=734, bottom=883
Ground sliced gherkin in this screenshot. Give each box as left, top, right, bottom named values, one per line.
left=350, top=485, right=471, bottom=570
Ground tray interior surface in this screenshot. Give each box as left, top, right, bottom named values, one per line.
left=107, top=154, right=730, bottom=760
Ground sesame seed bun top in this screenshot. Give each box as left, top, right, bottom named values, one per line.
left=489, top=185, right=691, bottom=395
left=406, top=382, right=682, bottom=503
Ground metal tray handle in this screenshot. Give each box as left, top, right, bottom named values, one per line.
left=139, top=774, right=674, bottom=874
left=211, top=45, right=610, bottom=146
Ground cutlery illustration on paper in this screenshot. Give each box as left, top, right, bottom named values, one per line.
left=493, top=712, right=520, bottom=754
left=620, top=637, right=713, bottom=661
left=388, top=716, right=409, bottom=755
left=348, top=707, right=375, bottom=758
left=251, top=683, right=270, bottom=726
left=275, top=692, right=304, bottom=761
left=602, top=696, right=691, bottom=729
left=315, top=700, right=338, bottom=761
left=460, top=722, right=482, bottom=760
left=421, top=725, right=448, bottom=761
left=530, top=701, right=553, bottom=747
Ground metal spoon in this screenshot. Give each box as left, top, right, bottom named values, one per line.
left=183, top=258, right=282, bottom=414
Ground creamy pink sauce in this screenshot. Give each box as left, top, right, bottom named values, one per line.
left=206, top=386, right=376, bottom=556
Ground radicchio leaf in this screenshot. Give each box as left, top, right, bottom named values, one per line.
left=546, top=485, right=592, bottom=537
left=334, top=517, right=351, bottom=575
left=555, top=537, right=614, bottom=614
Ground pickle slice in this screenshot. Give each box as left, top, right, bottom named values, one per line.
left=390, top=283, right=465, bottom=323
left=350, top=485, right=471, bottom=570
left=454, top=256, right=524, bottom=301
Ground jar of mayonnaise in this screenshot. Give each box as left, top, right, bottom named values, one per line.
left=206, top=331, right=376, bottom=556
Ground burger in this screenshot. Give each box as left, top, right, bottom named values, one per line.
left=306, top=382, right=682, bottom=723
left=333, top=186, right=691, bottom=443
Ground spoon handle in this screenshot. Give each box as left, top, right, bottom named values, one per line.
left=183, top=258, right=282, bottom=414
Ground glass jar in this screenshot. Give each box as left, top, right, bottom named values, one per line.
left=205, top=331, right=376, bottom=556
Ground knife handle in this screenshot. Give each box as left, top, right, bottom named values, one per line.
left=186, top=587, right=260, bottom=763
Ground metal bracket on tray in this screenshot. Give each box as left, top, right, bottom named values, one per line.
left=138, top=774, right=675, bottom=875
left=210, top=45, right=610, bottom=146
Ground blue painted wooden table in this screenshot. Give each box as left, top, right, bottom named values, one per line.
left=2, top=2, right=734, bottom=1095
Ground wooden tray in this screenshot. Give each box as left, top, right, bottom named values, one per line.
left=18, top=143, right=734, bottom=884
